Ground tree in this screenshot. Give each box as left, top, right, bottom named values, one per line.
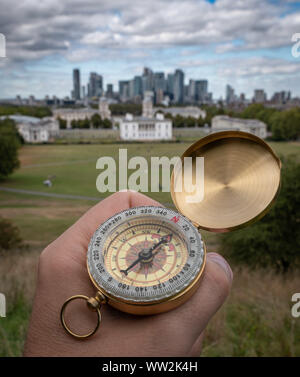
left=197, top=116, right=205, bottom=127
left=185, top=116, right=197, bottom=128
left=0, top=119, right=20, bottom=180
left=109, top=104, right=142, bottom=116
left=240, top=104, right=278, bottom=131
left=173, top=115, right=184, bottom=128
left=0, top=217, right=22, bottom=250
left=102, top=119, right=112, bottom=129
left=81, top=117, right=90, bottom=129
left=221, top=157, right=300, bottom=272
left=0, top=105, right=52, bottom=118
left=57, top=117, right=67, bottom=129
left=91, top=113, right=102, bottom=128
left=71, top=119, right=78, bottom=129
left=270, top=108, right=300, bottom=141
left=202, top=105, right=225, bottom=126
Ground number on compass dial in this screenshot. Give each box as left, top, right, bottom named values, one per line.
left=103, top=219, right=188, bottom=287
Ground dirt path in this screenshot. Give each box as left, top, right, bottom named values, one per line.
left=0, top=187, right=173, bottom=206
left=0, top=187, right=101, bottom=201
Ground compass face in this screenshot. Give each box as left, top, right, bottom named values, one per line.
left=87, top=206, right=205, bottom=303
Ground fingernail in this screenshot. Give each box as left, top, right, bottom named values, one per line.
left=207, top=252, right=233, bottom=282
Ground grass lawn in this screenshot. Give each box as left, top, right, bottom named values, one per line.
left=1, top=143, right=192, bottom=203
left=0, top=140, right=299, bottom=356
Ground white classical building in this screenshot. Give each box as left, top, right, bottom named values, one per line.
left=53, top=107, right=98, bottom=128
left=118, top=93, right=172, bottom=141
left=53, top=97, right=111, bottom=128
left=0, top=115, right=59, bottom=143
left=211, top=115, right=267, bottom=139
left=119, top=113, right=172, bottom=141
left=155, top=106, right=206, bottom=119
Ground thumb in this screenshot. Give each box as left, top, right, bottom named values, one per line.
left=194, top=251, right=233, bottom=329
left=188, top=252, right=233, bottom=354
left=167, top=251, right=233, bottom=350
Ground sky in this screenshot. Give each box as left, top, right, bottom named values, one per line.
left=0, top=0, right=300, bottom=100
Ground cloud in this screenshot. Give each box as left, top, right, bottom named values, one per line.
left=0, top=0, right=299, bottom=65
left=1, top=0, right=300, bottom=99
left=217, top=57, right=300, bottom=77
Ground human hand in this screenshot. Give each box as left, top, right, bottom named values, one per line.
left=24, top=191, right=233, bottom=357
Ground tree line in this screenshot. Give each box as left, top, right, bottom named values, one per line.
left=105, top=103, right=300, bottom=140
left=205, top=103, right=300, bottom=141
left=1, top=102, right=299, bottom=140
left=58, top=114, right=112, bottom=129
left=0, top=118, right=21, bottom=180
left=0, top=105, right=52, bottom=118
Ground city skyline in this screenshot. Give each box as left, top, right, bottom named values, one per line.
left=0, top=0, right=300, bottom=100
left=6, top=64, right=296, bottom=108
left=71, top=66, right=212, bottom=105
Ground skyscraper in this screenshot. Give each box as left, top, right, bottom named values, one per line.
left=106, top=84, right=113, bottom=98
left=155, top=89, right=164, bottom=105
left=188, top=80, right=196, bottom=101
left=81, top=86, right=85, bottom=99
left=89, top=72, right=103, bottom=97
left=119, top=80, right=130, bottom=101
left=254, top=89, right=266, bottom=103
left=174, top=69, right=184, bottom=104
left=226, top=84, right=235, bottom=104
left=73, top=68, right=81, bottom=100
left=167, top=73, right=175, bottom=98
left=142, top=67, right=154, bottom=95
left=130, top=76, right=142, bottom=98
left=197, top=80, right=208, bottom=102
left=154, top=72, right=166, bottom=91
left=188, top=80, right=208, bottom=103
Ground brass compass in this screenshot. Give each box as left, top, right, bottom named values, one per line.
left=61, top=131, right=281, bottom=338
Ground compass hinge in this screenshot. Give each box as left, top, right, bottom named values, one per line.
left=87, top=291, right=106, bottom=311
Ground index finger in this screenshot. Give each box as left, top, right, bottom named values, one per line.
left=74, top=191, right=162, bottom=243
left=47, top=191, right=163, bottom=259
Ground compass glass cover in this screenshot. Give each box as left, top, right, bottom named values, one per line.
left=87, top=206, right=204, bottom=303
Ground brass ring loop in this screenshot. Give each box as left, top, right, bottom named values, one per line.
left=60, top=295, right=101, bottom=339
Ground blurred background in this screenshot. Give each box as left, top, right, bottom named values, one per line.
left=0, top=0, right=299, bottom=356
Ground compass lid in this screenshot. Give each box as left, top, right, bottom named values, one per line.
left=170, top=131, right=281, bottom=233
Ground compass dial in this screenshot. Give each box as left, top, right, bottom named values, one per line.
left=87, top=206, right=205, bottom=303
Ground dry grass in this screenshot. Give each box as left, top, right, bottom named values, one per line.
left=0, top=249, right=39, bottom=356
left=202, top=266, right=300, bottom=356
left=0, top=248, right=299, bottom=356
left=0, top=249, right=39, bottom=304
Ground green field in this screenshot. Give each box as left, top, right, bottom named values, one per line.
left=1, top=143, right=190, bottom=201
left=0, top=140, right=299, bottom=356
